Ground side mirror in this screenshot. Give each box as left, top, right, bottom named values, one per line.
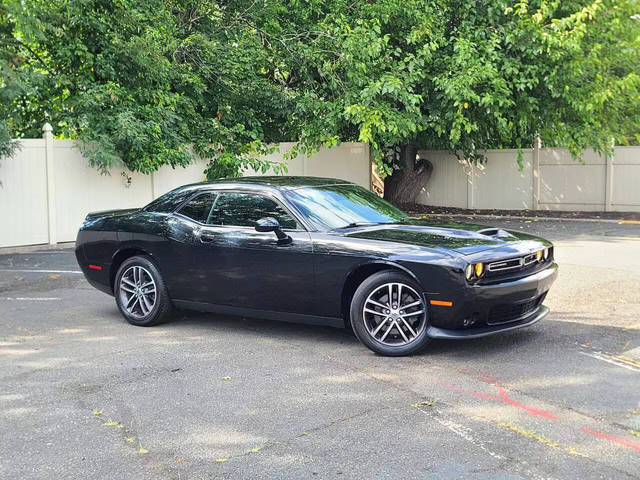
left=255, top=216, right=280, bottom=232
left=255, top=217, right=291, bottom=243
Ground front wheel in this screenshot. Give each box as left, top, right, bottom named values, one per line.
left=114, top=255, right=173, bottom=326
left=350, top=271, right=430, bottom=356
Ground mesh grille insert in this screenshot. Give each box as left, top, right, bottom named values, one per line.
left=487, top=295, right=544, bottom=325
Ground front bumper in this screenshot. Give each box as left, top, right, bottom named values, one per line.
left=427, top=305, right=549, bottom=339
left=426, top=263, right=558, bottom=337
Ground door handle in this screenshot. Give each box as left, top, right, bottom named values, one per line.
left=199, top=233, right=216, bottom=243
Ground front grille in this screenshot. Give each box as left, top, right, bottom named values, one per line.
left=485, top=252, right=547, bottom=279
left=487, top=295, right=544, bottom=325
left=487, top=253, right=538, bottom=273
left=487, top=258, right=522, bottom=272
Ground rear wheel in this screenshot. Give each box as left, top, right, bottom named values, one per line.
left=115, top=256, right=173, bottom=326
left=350, top=270, right=430, bottom=356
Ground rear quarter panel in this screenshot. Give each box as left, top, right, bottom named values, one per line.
left=77, top=211, right=170, bottom=294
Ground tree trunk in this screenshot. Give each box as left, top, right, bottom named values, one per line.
left=383, top=143, right=433, bottom=206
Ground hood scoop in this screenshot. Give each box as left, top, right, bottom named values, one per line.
left=476, top=227, right=516, bottom=239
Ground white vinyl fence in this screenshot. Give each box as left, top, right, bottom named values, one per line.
left=0, top=124, right=371, bottom=248
left=417, top=142, right=640, bottom=212
left=3, top=123, right=637, bottom=248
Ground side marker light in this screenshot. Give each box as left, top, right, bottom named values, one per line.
left=430, top=300, right=453, bottom=307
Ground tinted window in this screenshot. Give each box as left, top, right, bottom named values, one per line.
left=177, top=193, right=217, bottom=223
left=284, top=184, right=408, bottom=230
left=144, top=187, right=196, bottom=213
left=207, top=193, right=298, bottom=229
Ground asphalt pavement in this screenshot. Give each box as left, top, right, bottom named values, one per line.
left=1, top=217, right=639, bottom=479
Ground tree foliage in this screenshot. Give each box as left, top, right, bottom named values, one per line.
left=0, top=0, right=296, bottom=177
left=1, top=0, right=639, bottom=181
left=256, top=0, right=640, bottom=172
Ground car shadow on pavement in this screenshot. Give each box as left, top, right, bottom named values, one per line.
left=164, top=309, right=637, bottom=362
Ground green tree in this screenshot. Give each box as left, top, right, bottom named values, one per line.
left=1, top=0, right=639, bottom=201
left=0, top=0, right=295, bottom=178
left=250, top=0, right=640, bottom=202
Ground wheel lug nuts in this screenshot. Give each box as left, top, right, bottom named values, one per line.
left=385, top=310, right=390, bottom=314
left=400, top=310, right=404, bottom=314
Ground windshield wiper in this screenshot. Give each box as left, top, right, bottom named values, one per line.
left=333, top=222, right=377, bottom=230
left=332, top=220, right=405, bottom=230
left=374, top=219, right=408, bottom=225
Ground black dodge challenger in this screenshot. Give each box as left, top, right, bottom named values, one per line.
left=76, top=176, right=558, bottom=356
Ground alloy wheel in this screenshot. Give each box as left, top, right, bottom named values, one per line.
left=362, top=282, right=426, bottom=346
left=119, top=265, right=157, bottom=318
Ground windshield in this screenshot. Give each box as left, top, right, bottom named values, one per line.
left=285, top=184, right=409, bottom=230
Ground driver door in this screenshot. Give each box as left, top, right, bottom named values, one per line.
left=166, top=191, right=315, bottom=314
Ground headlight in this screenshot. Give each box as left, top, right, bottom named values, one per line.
left=465, top=263, right=484, bottom=281
left=465, top=264, right=474, bottom=280
left=543, top=247, right=550, bottom=260
left=536, top=250, right=543, bottom=262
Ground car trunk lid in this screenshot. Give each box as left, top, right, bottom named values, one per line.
left=84, top=208, right=140, bottom=221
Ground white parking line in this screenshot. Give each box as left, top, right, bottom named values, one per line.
left=11, top=251, right=74, bottom=254
left=579, top=351, right=640, bottom=373
left=414, top=406, right=503, bottom=460
left=0, top=269, right=82, bottom=274
left=4, top=297, right=62, bottom=301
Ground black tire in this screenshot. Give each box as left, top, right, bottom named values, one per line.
left=114, top=255, right=173, bottom=327
left=350, top=270, right=431, bottom=356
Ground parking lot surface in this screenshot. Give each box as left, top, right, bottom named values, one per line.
left=1, top=217, right=639, bottom=479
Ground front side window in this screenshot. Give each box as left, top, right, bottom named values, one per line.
left=207, top=193, right=298, bottom=229
left=176, top=193, right=217, bottom=223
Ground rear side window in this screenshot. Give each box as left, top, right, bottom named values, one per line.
left=207, top=193, right=298, bottom=229
left=144, top=187, right=195, bottom=213
left=177, top=193, right=217, bottom=223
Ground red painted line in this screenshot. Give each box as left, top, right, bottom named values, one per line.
left=435, top=380, right=558, bottom=420
left=582, top=427, right=640, bottom=453
left=440, top=369, right=640, bottom=454
left=493, top=384, right=559, bottom=421
left=482, top=375, right=498, bottom=384
left=88, top=264, right=102, bottom=270
left=455, top=366, right=497, bottom=385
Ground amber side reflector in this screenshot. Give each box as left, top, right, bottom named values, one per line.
left=430, top=300, right=453, bottom=307
left=88, top=264, right=102, bottom=270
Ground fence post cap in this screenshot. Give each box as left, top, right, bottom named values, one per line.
left=533, top=136, right=542, bottom=149
left=42, top=122, right=53, bottom=134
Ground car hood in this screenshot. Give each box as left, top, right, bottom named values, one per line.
left=344, top=218, right=545, bottom=255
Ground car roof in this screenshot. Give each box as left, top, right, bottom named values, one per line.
left=143, top=176, right=358, bottom=214
left=183, top=176, right=355, bottom=191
